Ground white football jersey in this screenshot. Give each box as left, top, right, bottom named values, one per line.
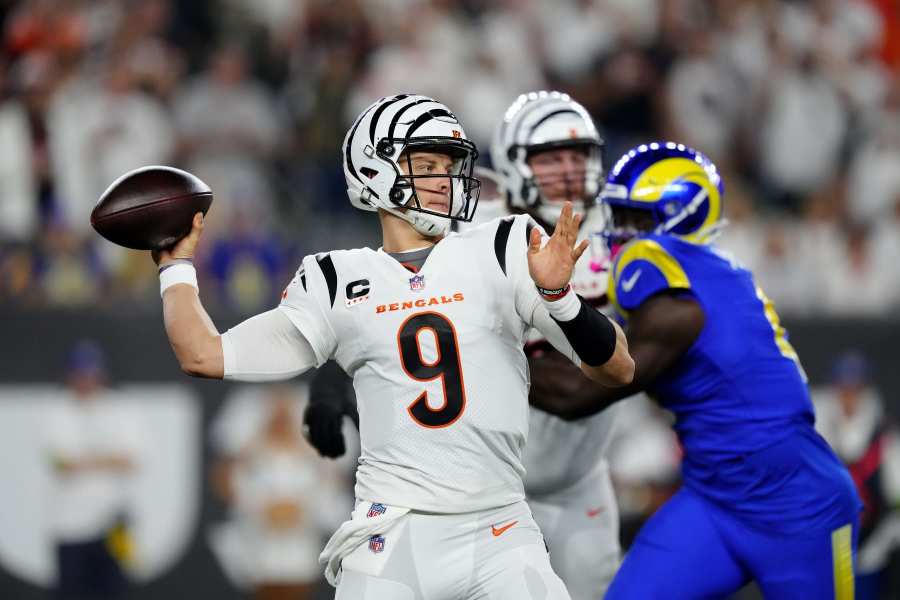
left=279, top=214, right=578, bottom=513
left=460, top=199, right=619, bottom=496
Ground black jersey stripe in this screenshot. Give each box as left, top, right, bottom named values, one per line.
left=316, top=253, right=338, bottom=308
left=525, top=219, right=535, bottom=248
left=494, top=217, right=514, bottom=276
left=300, top=272, right=307, bottom=291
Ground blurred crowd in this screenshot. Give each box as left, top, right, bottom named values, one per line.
left=0, top=0, right=899, bottom=316
left=24, top=338, right=900, bottom=598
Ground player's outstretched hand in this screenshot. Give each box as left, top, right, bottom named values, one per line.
left=527, top=202, right=589, bottom=292
left=152, top=212, right=204, bottom=266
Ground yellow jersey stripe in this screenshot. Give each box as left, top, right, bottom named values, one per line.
left=607, top=239, right=690, bottom=316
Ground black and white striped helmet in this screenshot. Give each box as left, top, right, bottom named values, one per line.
left=343, top=94, right=481, bottom=237
left=491, top=91, right=604, bottom=224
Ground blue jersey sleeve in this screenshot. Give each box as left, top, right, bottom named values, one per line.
left=608, top=238, right=691, bottom=314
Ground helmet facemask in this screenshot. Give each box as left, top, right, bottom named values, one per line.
left=376, top=136, right=481, bottom=237
left=600, top=201, right=657, bottom=259
left=521, top=140, right=604, bottom=226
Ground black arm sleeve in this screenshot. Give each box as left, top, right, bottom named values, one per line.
left=551, top=295, right=617, bottom=367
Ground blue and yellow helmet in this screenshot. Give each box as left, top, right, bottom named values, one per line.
left=600, top=141, right=724, bottom=250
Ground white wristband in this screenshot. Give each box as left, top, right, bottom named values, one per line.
left=542, top=289, right=581, bottom=321
left=159, top=263, right=198, bottom=297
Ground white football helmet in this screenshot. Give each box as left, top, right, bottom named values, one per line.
left=491, top=91, right=604, bottom=225
left=343, top=94, right=481, bottom=237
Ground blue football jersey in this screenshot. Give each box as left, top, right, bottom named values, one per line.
left=608, top=233, right=859, bottom=532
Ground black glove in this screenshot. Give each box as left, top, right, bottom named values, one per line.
left=303, top=401, right=348, bottom=458
left=304, top=361, right=358, bottom=458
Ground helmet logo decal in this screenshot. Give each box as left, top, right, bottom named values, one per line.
left=569, top=128, right=578, bottom=139
left=452, top=130, right=461, bottom=138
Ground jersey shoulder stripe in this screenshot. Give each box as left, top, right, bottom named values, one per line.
left=608, top=237, right=691, bottom=314
left=494, top=216, right=515, bottom=275
left=315, top=253, right=338, bottom=308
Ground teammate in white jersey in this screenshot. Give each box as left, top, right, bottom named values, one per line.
left=486, top=91, right=623, bottom=600
left=305, top=92, right=624, bottom=599
left=151, top=94, right=633, bottom=599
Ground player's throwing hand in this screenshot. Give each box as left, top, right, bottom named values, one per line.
left=527, top=201, right=589, bottom=293
left=152, top=212, right=204, bottom=266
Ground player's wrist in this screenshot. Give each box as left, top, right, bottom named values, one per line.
left=541, top=287, right=580, bottom=321
left=159, top=261, right=198, bottom=296
left=535, top=283, right=571, bottom=301
left=158, top=258, right=194, bottom=272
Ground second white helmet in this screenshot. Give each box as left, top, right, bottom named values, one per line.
left=491, top=91, right=604, bottom=225
left=343, top=94, right=481, bottom=237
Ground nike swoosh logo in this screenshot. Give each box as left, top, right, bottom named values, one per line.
left=586, top=507, right=605, bottom=518
left=621, top=268, right=642, bottom=292
left=491, top=520, right=518, bottom=537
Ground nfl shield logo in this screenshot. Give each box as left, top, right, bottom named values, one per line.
left=369, top=535, right=385, bottom=553
left=367, top=503, right=387, bottom=518
left=409, top=274, right=425, bottom=292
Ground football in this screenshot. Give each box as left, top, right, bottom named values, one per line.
left=90, top=166, right=213, bottom=250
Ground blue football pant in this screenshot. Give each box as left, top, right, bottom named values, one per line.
left=606, top=487, right=858, bottom=600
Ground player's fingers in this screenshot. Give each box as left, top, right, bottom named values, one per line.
left=528, top=227, right=542, bottom=253
left=549, top=202, right=570, bottom=245
left=570, top=212, right=584, bottom=243
left=184, top=213, right=204, bottom=243
left=558, top=201, right=573, bottom=236
left=572, top=239, right=589, bottom=261
left=565, top=203, right=580, bottom=244
left=560, top=200, right=572, bottom=223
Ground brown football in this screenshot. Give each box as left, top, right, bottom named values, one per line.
left=90, top=166, right=213, bottom=250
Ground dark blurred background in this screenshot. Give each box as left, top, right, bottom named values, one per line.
left=0, top=0, right=899, bottom=599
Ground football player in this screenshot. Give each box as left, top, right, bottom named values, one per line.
left=303, top=91, right=624, bottom=599
left=152, top=94, right=633, bottom=599
left=486, top=91, right=622, bottom=600
left=531, top=141, right=862, bottom=598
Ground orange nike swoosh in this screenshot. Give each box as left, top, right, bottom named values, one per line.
left=586, top=507, right=605, bottom=518
left=491, top=520, right=518, bottom=537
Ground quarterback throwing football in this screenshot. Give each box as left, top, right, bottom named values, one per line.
left=152, top=94, right=633, bottom=599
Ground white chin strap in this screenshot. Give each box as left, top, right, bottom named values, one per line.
left=384, top=205, right=450, bottom=237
